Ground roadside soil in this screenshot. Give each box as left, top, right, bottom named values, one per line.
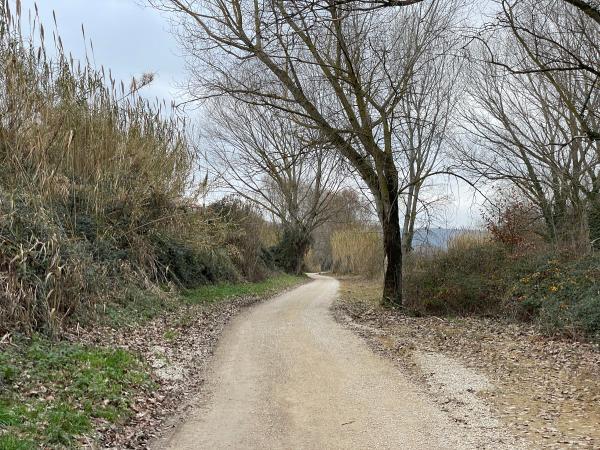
left=333, top=277, right=600, bottom=450
left=68, top=281, right=305, bottom=449
left=155, top=274, right=525, bottom=450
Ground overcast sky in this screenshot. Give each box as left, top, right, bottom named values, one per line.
left=16, top=0, right=183, bottom=105
left=13, top=0, right=482, bottom=228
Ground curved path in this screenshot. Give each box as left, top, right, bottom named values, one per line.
left=159, top=274, right=480, bottom=449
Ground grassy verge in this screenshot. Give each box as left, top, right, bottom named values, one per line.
left=0, top=337, right=154, bottom=449
left=0, top=274, right=306, bottom=448
left=184, top=273, right=306, bottom=304
left=336, top=276, right=382, bottom=313
left=104, top=274, right=306, bottom=328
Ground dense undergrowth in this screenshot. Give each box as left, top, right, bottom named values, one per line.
left=403, top=238, right=600, bottom=340
left=0, top=5, right=277, bottom=336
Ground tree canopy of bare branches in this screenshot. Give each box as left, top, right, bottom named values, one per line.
left=206, top=99, right=343, bottom=272
left=152, top=0, right=465, bottom=304
left=462, top=0, right=600, bottom=247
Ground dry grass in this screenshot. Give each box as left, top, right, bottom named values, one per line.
left=330, top=225, right=383, bottom=277
left=447, top=230, right=491, bottom=250
left=0, top=3, right=226, bottom=334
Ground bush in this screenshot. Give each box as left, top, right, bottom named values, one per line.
left=404, top=232, right=600, bottom=340
left=269, top=226, right=311, bottom=274
left=152, top=233, right=240, bottom=287
left=507, top=255, right=600, bottom=339
left=209, top=197, right=271, bottom=281
left=404, top=238, right=511, bottom=315
left=482, top=190, right=543, bottom=252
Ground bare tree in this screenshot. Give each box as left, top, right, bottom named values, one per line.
left=396, top=37, right=463, bottom=253
left=462, top=1, right=600, bottom=246
left=205, top=98, right=342, bottom=273
left=481, top=0, right=599, bottom=142
left=152, top=0, right=463, bottom=304
left=560, top=0, right=600, bottom=25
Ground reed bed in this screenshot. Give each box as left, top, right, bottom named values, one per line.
left=330, top=225, right=383, bottom=277
left=0, top=1, right=230, bottom=334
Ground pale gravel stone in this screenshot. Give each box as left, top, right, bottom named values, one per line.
left=155, top=274, right=521, bottom=450
left=413, top=351, right=527, bottom=449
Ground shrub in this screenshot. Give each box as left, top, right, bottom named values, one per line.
left=507, top=255, right=600, bottom=339
left=0, top=193, right=109, bottom=334
left=152, top=232, right=239, bottom=287
left=404, top=238, right=511, bottom=315
left=482, top=191, right=542, bottom=252
left=269, top=226, right=312, bottom=274
left=209, top=197, right=271, bottom=281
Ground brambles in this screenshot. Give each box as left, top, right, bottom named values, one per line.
left=508, top=255, right=600, bottom=339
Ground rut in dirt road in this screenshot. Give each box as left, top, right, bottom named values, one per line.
left=157, top=274, right=511, bottom=450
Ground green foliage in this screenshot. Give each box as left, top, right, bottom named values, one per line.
left=184, top=274, right=305, bottom=304
left=152, top=233, right=240, bottom=287
left=99, top=287, right=176, bottom=328
left=405, top=235, right=600, bottom=340
left=508, top=255, right=600, bottom=339
left=0, top=435, right=36, bottom=450
left=0, top=336, right=153, bottom=448
left=269, top=227, right=311, bottom=274
left=404, top=240, right=512, bottom=315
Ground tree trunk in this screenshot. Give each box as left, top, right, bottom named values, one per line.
left=402, top=183, right=420, bottom=255
left=380, top=175, right=403, bottom=306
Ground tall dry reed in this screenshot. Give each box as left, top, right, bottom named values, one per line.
left=0, top=1, right=222, bottom=334
left=330, top=225, right=383, bottom=277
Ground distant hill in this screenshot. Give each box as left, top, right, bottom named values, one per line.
left=412, top=228, right=483, bottom=250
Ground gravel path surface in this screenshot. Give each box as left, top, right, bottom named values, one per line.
left=74, top=285, right=303, bottom=448
left=332, top=277, right=600, bottom=449
left=155, top=274, right=515, bottom=450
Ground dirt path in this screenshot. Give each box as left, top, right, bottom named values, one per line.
left=156, top=274, right=517, bottom=450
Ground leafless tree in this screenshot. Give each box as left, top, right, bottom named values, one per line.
left=205, top=98, right=343, bottom=273
left=396, top=37, right=464, bottom=253
left=462, top=0, right=600, bottom=246
left=481, top=0, right=599, bottom=142
left=152, top=0, right=464, bottom=304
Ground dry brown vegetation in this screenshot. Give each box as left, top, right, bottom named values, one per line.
left=0, top=4, right=271, bottom=335
left=334, top=277, right=600, bottom=449
left=330, top=225, right=384, bottom=277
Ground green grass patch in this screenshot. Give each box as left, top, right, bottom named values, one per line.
left=103, top=274, right=306, bottom=328
left=101, top=287, right=179, bottom=329
left=184, top=273, right=306, bottom=304
left=0, top=336, right=153, bottom=448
